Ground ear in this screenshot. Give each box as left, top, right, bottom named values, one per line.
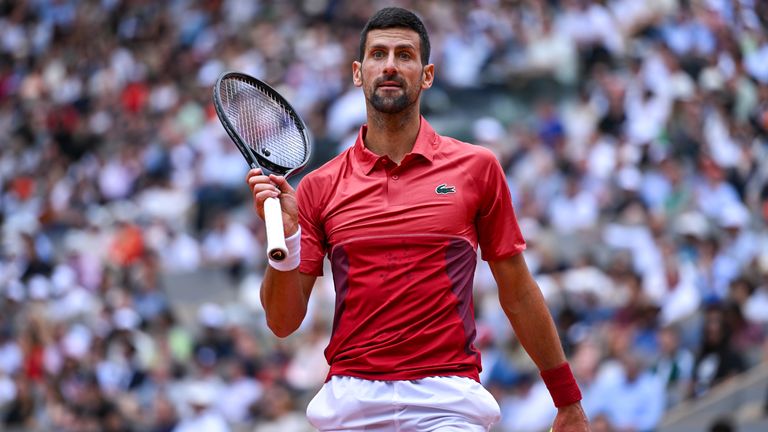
left=421, top=64, right=434, bottom=89
left=352, top=61, right=363, bottom=87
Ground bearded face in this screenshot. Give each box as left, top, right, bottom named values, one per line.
left=354, top=28, right=433, bottom=116
left=367, top=73, right=418, bottom=114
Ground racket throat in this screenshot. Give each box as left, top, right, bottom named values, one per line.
left=253, top=158, right=287, bottom=177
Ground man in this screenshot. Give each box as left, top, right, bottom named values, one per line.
left=172, top=381, right=230, bottom=432
left=247, top=7, right=589, bottom=432
left=584, top=352, right=666, bottom=431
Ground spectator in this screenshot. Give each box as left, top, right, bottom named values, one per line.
left=584, top=352, right=666, bottom=431
left=650, top=325, right=694, bottom=408
left=690, top=305, right=747, bottom=398
left=172, top=381, right=229, bottom=432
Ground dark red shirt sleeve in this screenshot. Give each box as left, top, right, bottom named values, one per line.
left=474, top=151, right=526, bottom=261
left=296, top=176, right=327, bottom=276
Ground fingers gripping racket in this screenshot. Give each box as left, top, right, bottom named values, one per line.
left=213, top=72, right=311, bottom=261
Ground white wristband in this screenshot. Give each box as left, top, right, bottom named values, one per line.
left=268, top=226, right=301, bottom=272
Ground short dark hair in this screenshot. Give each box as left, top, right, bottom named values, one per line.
left=359, top=7, right=431, bottom=65
left=708, top=417, right=735, bottom=432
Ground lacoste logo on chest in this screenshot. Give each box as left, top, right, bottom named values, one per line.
left=435, top=183, right=456, bottom=194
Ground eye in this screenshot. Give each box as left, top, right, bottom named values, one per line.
left=371, top=50, right=385, bottom=59
left=398, top=51, right=412, bottom=60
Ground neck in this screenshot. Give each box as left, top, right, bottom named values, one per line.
left=364, top=103, right=421, bottom=165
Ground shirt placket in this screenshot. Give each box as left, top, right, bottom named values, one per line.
left=386, top=161, right=409, bottom=206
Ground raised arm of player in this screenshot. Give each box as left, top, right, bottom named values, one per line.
left=489, top=253, right=590, bottom=432
left=247, top=168, right=317, bottom=337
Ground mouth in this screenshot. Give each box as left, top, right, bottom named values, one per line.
left=377, top=80, right=403, bottom=90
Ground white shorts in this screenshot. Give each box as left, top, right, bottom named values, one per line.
left=306, top=375, right=501, bottom=432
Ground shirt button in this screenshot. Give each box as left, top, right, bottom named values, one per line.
left=392, top=175, right=399, bottom=180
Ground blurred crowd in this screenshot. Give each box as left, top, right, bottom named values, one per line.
left=0, top=0, right=767, bottom=431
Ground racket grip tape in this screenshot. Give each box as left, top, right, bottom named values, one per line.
left=264, top=196, right=288, bottom=261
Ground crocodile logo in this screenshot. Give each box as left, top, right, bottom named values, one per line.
left=435, top=183, right=456, bottom=194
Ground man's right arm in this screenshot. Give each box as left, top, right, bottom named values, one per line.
left=247, top=167, right=318, bottom=337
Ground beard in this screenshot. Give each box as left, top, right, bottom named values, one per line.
left=367, top=76, right=419, bottom=114
left=370, top=89, right=411, bottom=113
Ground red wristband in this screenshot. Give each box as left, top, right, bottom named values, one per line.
left=540, top=362, right=582, bottom=408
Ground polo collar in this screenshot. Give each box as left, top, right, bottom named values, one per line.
left=354, top=116, right=438, bottom=175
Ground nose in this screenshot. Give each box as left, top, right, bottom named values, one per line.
left=383, top=52, right=397, bottom=75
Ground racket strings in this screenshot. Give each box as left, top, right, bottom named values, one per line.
left=221, top=78, right=308, bottom=170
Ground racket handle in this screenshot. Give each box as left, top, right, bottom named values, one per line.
left=264, top=196, right=288, bottom=261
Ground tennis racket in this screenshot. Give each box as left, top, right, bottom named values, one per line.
left=212, top=71, right=311, bottom=261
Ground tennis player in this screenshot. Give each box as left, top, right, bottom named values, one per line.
left=247, top=7, right=589, bottom=432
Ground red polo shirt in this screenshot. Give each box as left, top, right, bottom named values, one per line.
left=297, top=117, right=525, bottom=382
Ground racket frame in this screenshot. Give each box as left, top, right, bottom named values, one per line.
left=212, top=71, right=311, bottom=262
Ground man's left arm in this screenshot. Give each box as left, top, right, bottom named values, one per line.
left=489, top=253, right=590, bottom=432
